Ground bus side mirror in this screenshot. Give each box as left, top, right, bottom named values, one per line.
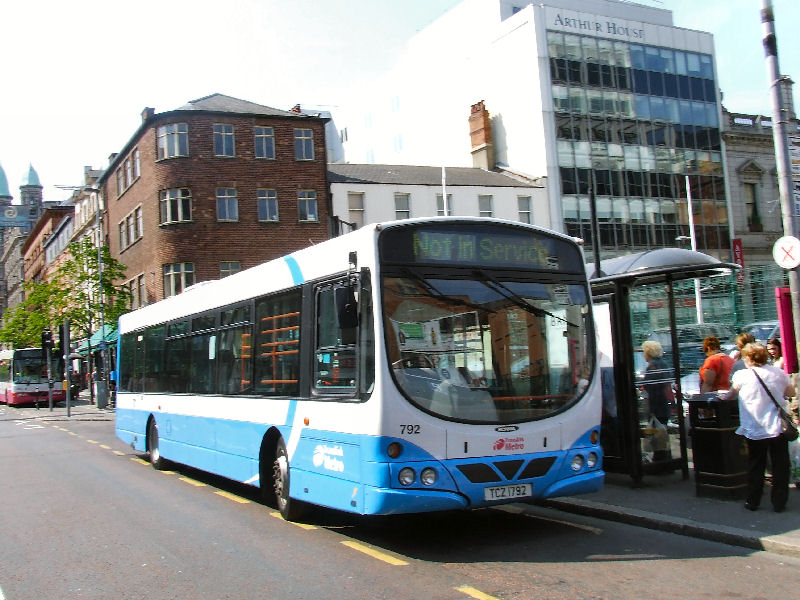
left=335, top=285, right=358, bottom=331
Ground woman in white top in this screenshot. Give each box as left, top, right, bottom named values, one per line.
left=722, top=343, right=794, bottom=512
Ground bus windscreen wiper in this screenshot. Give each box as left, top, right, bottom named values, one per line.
left=401, top=268, right=494, bottom=314
left=473, top=269, right=577, bottom=328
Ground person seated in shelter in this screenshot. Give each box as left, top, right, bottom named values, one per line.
left=699, top=335, right=734, bottom=393
left=641, top=340, right=672, bottom=426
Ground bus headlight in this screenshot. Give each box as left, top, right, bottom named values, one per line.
left=398, top=467, right=416, bottom=486
left=586, top=452, right=598, bottom=469
left=570, top=455, right=585, bottom=472
left=420, top=467, right=438, bottom=486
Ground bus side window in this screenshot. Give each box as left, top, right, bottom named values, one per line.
left=315, top=282, right=357, bottom=391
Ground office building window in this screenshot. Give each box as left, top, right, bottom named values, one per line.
left=298, top=190, right=318, bottom=221
left=743, top=182, right=760, bottom=228
left=138, top=274, right=147, bottom=307
left=257, top=189, right=279, bottom=221
left=214, top=124, right=236, bottom=157
left=216, top=188, right=239, bottom=222
left=394, top=193, right=410, bottom=219
left=157, top=123, right=188, bottom=159
left=254, top=126, right=275, bottom=159
left=163, top=263, right=195, bottom=297
left=220, top=261, right=241, bottom=278
left=294, top=128, right=314, bottom=160
left=133, top=148, right=140, bottom=179
left=479, top=195, right=493, bottom=218
left=348, top=192, right=364, bottom=228
left=518, top=196, right=532, bottom=224
left=159, top=188, right=192, bottom=224
left=436, top=194, right=452, bottom=216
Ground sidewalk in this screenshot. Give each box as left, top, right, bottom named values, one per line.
left=2, top=391, right=114, bottom=421
left=5, top=398, right=800, bottom=557
left=546, top=470, right=800, bottom=559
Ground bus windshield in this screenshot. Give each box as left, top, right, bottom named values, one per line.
left=383, top=269, right=593, bottom=424
left=12, top=352, right=48, bottom=384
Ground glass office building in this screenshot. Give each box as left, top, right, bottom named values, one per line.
left=549, top=29, right=726, bottom=256
left=341, top=0, right=729, bottom=258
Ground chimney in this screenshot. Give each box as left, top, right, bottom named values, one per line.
left=778, top=75, right=796, bottom=121
left=108, top=153, right=118, bottom=165
left=469, top=100, right=494, bottom=170
left=141, top=107, right=155, bottom=122
left=290, top=104, right=303, bottom=114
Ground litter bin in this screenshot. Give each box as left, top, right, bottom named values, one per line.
left=687, top=393, right=747, bottom=499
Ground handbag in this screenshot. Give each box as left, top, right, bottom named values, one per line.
left=752, top=369, right=799, bottom=442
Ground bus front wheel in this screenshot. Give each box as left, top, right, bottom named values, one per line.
left=273, top=437, right=308, bottom=521
left=147, top=417, right=166, bottom=471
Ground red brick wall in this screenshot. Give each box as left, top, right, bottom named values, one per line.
left=102, top=112, right=330, bottom=303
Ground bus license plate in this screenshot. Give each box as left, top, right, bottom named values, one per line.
left=483, top=483, right=532, bottom=501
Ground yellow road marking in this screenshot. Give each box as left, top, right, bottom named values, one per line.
left=214, top=490, right=250, bottom=504
left=159, top=470, right=176, bottom=475
left=131, top=457, right=150, bottom=466
left=269, top=512, right=317, bottom=529
left=100, top=444, right=111, bottom=449
left=113, top=450, right=125, bottom=456
left=456, top=586, right=501, bottom=600
left=179, top=477, right=207, bottom=487
left=86, top=439, right=99, bottom=444
left=68, top=432, right=77, bottom=436
left=340, top=541, right=408, bottom=566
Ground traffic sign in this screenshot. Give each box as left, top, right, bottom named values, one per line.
left=773, top=236, right=800, bottom=269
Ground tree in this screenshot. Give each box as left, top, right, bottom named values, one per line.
left=51, top=237, right=132, bottom=344
left=0, top=280, right=61, bottom=347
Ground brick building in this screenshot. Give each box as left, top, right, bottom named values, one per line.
left=21, top=206, right=73, bottom=285
left=97, top=94, right=331, bottom=307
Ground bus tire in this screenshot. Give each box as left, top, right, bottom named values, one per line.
left=273, top=437, right=309, bottom=521
left=147, top=417, right=167, bottom=471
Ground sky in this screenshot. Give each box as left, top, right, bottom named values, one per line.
left=0, top=0, right=798, bottom=204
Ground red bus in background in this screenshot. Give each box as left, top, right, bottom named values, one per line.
left=0, top=348, right=65, bottom=406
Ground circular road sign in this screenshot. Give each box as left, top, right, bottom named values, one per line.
left=773, top=236, right=800, bottom=269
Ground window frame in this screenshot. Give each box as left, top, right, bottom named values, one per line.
left=163, top=262, right=195, bottom=297
left=297, top=190, right=318, bottom=222
left=254, top=126, right=276, bottom=159
left=257, top=188, right=279, bottom=222
left=159, top=188, right=193, bottom=225
left=294, top=128, right=315, bottom=161
left=213, top=123, right=236, bottom=157
left=216, top=187, right=239, bottom=222
left=157, top=123, right=189, bottom=159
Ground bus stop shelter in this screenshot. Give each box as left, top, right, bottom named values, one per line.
left=588, top=248, right=739, bottom=484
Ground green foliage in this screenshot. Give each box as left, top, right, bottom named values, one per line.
left=50, top=237, right=133, bottom=339
left=0, top=237, right=132, bottom=347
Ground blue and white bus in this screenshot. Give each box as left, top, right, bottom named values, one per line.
left=115, top=218, right=603, bottom=519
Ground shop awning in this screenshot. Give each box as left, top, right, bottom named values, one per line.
left=75, top=324, right=118, bottom=355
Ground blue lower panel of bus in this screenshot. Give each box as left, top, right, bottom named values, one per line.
left=116, top=407, right=603, bottom=516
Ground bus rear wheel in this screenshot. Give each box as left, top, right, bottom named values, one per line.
left=147, top=417, right=166, bottom=471
left=273, top=437, right=308, bottom=521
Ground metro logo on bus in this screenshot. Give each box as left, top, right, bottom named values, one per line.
left=313, top=444, right=345, bottom=472
left=493, top=437, right=525, bottom=451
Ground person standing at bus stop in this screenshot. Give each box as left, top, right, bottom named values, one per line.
left=721, top=343, right=794, bottom=512
left=699, top=336, right=734, bottom=393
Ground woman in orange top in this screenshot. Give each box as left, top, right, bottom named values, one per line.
left=699, top=335, right=735, bottom=393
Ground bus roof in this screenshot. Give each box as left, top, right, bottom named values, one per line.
left=118, top=217, right=576, bottom=334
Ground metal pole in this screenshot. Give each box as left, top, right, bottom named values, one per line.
left=63, top=318, right=71, bottom=418
left=441, top=167, right=448, bottom=216
left=762, top=0, right=800, bottom=363
left=685, top=175, right=704, bottom=323
left=95, top=191, right=109, bottom=409
left=588, top=186, right=603, bottom=278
